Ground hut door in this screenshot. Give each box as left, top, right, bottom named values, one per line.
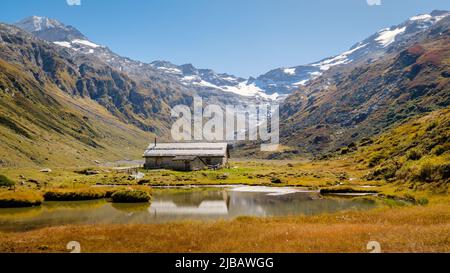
left=184, top=161, right=190, bottom=171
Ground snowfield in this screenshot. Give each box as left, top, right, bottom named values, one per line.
left=375, top=27, right=406, bottom=47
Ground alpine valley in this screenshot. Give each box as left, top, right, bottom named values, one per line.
left=0, top=10, right=449, bottom=164
left=0, top=5, right=449, bottom=254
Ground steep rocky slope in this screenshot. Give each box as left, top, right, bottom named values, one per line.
left=255, top=10, right=449, bottom=96
left=0, top=23, right=191, bottom=134
left=0, top=57, right=155, bottom=167
left=14, top=16, right=258, bottom=105
left=0, top=24, right=186, bottom=166
left=280, top=16, right=450, bottom=155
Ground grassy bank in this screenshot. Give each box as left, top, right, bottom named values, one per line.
left=0, top=204, right=448, bottom=253
left=43, top=188, right=112, bottom=201
left=0, top=191, right=43, bottom=208
left=0, top=156, right=446, bottom=206
left=0, top=158, right=379, bottom=190
left=320, top=186, right=378, bottom=194
left=111, top=190, right=151, bottom=203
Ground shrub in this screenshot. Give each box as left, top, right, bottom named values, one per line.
left=75, top=168, right=100, bottom=175
left=410, top=162, right=440, bottom=182
left=426, top=121, right=438, bottom=131
left=0, top=191, right=43, bottom=208
left=215, top=174, right=229, bottom=180
left=137, top=179, right=151, bottom=185
left=417, top=198, right=429, bottom=206
left=415, top=163, right=435, bottom=182
left=111, top=190, right=151, bottom=203
left=368, top=152, right=385, bottom=167
left=406, top=149, right=422, bottom=161
left=359, top=138, right=373, bottom=146
left=337, top=172, right=349, bottom=181
left=270, top=177, right=282, bottom=184
left=437, top=163, right=450, bottom=180
left=431, top=145, right=446, bottom=156
left=0, top=175, right=15, bottom=188
left=347, top=142, right=356, bottom=149
left=369, top=160, right=400, bottom=181
left=320, top=187, right=377, bottom=194
left=44, top=188, right=108, bottom=201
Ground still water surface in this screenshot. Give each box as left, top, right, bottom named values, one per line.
left=0, top=186, right=377, bottom=231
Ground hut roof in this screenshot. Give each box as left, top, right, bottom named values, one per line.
left=143, top=142, right=229, bottom=157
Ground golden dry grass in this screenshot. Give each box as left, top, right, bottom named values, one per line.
left=0, top=204, right=448, bottom=253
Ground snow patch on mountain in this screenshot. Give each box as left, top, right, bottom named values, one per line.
left=312, top=43, right=368, bottom=71
left=72, top=39, right=100, bottom=48
left=181, top=75, right=199, bottom=82
left=157, top=66, right=183, bottom=75
left=409, top=12, right=447, bottom=23
left=375, top=26, right=406, bottom=47
left=53, top=41, right=72, bottom=48
left=283, top=68, right=296, bottom=75
left=222, top=76, right=239, bottom=82
left=194, top=80, right=221, bottom=89
left=294, top=79, right=309, bottom=86
left=410, top=14, right=433, bottom=21
left=52, top=39, right=103, bottom=54
left=222, top=82, right=268, bottom=98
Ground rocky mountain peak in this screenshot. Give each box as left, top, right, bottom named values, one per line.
left=14, top=16, right=86, bottom=42
left=15, top=16, right=62, bottom=32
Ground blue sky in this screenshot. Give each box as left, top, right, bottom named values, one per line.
left=0, top=0, right=449, bottom=77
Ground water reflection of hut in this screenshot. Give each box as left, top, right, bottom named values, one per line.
left=148, top=201, right=228, bottom=215
left=148, top=190, right=229, bottom=216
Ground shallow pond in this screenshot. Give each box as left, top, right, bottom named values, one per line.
left=0, top=186, right=377, bottom=232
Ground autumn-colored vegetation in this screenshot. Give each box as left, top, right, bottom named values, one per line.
left=0, top=191, right=43, bottom=208
left=111, top=189, right=151, bottom=203
left=0, top=204, right=448, bottom=253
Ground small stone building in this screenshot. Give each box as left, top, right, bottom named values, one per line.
left=143, top=142, right=230, bottom=171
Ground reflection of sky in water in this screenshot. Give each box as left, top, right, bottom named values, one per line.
left=0, top=187, right=377, bottom=232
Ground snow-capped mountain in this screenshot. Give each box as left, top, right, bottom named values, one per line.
left=247, top=66, right=322, bottom=95
left=252, top=10, right=449, bottom=96
left=15, top=16, right=92, bottom=48
left=14, top=16, right=107, bottom=56
left=150, top=9, right=448, bottom=99
left=311, top=9, right=450, bottom=70
left=13, top=11, right=449, bottom=101
left=150, top=61, right=280, bottom=100
left=14, top=16, right=275, bottom=101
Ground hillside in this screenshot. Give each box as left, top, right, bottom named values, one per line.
left=280, top=16, right=450, bottom=155
left=352, top=107, right=449, bottom=187
left=250, top=10, right=449, bottom=96
left=0, top=58, right=156, bottom=167
left=1, top=12, right=449, bottom=166
left=0, top=24, right=181, bottom=167
left=0, top=23, right=191, bottom=134
left=13, top=16, right=259, bottom=105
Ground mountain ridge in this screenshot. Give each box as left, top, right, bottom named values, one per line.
left=12, top=11, right=449, bottom=101
left=279, top=14, right=450, bottom=155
